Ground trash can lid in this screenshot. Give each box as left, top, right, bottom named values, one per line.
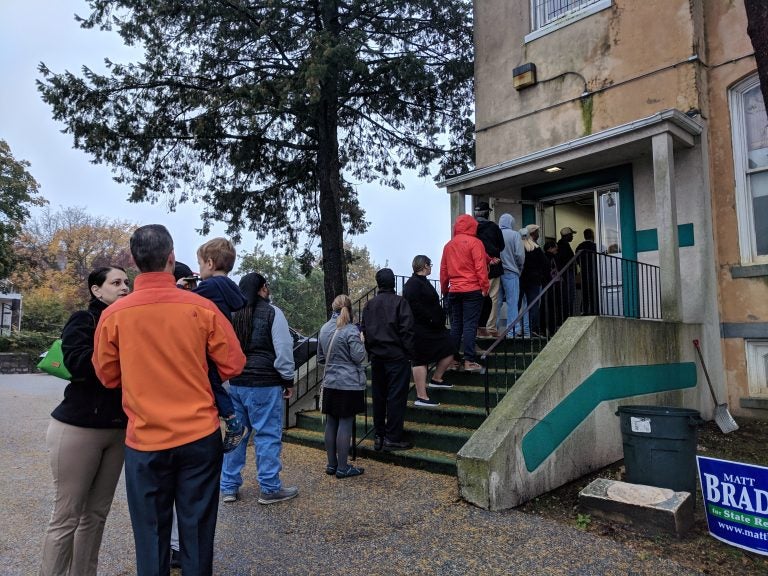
left=616, top=405, right=700, bottom=417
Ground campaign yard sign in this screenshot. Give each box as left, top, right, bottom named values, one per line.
left=697, top=456, right=768, bottom=556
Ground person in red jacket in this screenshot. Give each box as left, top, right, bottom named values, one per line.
left=440, top=214, right=490, bottom=372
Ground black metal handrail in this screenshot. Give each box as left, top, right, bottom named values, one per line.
left=481, top=250, right=662, bottom=414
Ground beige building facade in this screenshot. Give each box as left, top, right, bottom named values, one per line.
left=441, top=0, right=768, bottom=418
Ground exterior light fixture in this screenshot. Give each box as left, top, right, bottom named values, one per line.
left=543, top=166, right=562, bottom=173
left=513, top=63, right=537, bottom=90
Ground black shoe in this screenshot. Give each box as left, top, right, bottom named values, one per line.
left=383, top=438, right=413, bottom=451
left=171, top=548, right=181, bottom=569
left=374, top=435, right=383, bottom=451
left=336, top=465, right=365, bottom=479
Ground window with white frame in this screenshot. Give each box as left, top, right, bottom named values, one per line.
left=745, top=340, right=768, bottom=397
left=730, top=75, right=768, bottom=264
left=531, top=0, right=608, bottom=31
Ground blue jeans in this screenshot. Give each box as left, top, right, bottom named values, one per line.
left=448, top=291, right=484, bottom=362
left=520, top=284, right=542, bottom=336
left=498, top=272, right=521, bottom=335
left=220, top=385, right=284, bottom=495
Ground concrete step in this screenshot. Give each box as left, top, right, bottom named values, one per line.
left=363, top=397, right=488, bottom=428
left=294, top=410, right=473, bottom=453
left=283, top=427, right=457, bottom=476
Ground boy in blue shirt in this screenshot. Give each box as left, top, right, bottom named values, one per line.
left=176, top=237, right=247, bottom=452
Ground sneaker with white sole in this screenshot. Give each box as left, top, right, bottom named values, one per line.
left=222, top=491, right=239, bottom=503
left=414, top=397, right=440, bottom=407
left=428, top=379, right=453, bottom=389
left=258, top=485, right=299, bottom=505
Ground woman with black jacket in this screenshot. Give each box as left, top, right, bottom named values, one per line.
left=402, top=255, right=457, bottom=407
left=40, top=266, right=130, bottom=576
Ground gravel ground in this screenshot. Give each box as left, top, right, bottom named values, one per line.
left=0, top=374, right=702, bottom=576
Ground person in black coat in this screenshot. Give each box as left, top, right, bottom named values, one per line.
left=518, top=225, right=549, bottom=337
left=402, top=255, right=457, bottom=408
left=40, top=266, right=130, bottom=576
left=361, top=268, right=415, bottom=451
left=474, top=201, right=505, bottom=334
left=575, top=228, right=599, bottom=315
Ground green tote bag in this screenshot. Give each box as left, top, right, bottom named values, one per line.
left=37, top=339, right=72, bottom=380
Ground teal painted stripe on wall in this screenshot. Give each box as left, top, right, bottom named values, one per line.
left=635, top=223, right=695, bottom=252
left=521, top=362, right=697, bottom=472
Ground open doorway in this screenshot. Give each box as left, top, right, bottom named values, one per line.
left=537, top=185, right=621, bottom=255
left=536, top=185, right=624, bottom=315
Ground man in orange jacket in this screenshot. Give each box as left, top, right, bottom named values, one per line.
left=440, top=214, right=490, bottom=372
left=93, top=224, right=246, bottom=576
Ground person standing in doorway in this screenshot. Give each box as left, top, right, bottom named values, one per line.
left=473, top=201, right=504, bottom=337
left=575, top=228, right=599, bottom=315
left=497, top=213, right=525, bottom=337
left=92, top=224, right=246, bottom=576
left=556, top=226, right=577, bottom=319
left=361, top=268, right=416, bottom=451
left=518, top=225, right=549, bottom=337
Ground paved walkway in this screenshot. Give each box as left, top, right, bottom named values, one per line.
left=0, top=374, right=701, bottom=575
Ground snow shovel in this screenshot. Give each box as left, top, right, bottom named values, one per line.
left=693, top=339, right=739, bottom=434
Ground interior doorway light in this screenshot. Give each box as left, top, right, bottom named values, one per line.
left=543, top=166, right=562, bottom=173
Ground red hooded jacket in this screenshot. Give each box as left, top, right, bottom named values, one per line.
left=440, top=214, right=490, bottom=296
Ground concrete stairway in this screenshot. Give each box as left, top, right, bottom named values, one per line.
left=283, top=336, right=542, bottom=475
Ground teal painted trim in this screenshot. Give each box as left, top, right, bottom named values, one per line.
left=521, top=362, right=697, bottom=472
left=678, top=223, right=694, bottom=247
left=636, top=229, right=659, bottom=252
left=635, top=224, right=695, bottom=252
left=522, top=205, right=536, bottom=227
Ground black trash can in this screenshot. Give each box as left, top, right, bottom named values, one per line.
left=616, top=405, right=702, bottom=496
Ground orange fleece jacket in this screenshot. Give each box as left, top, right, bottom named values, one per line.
left=93, top=272, right=246, bottom=451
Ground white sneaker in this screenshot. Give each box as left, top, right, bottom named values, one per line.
left=414, top=397, right=440, bottom=407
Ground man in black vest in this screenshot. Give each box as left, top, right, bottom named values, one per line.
left=220, top=272, right=298, bottom=505
left=361, top=268, right=416, bottom=451
left=474, top=201, right=505, bottom=336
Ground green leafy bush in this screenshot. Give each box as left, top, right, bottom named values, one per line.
left=0, top=330, right=59, bottom=357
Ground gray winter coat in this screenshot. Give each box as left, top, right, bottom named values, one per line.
left=499, top=213, right=525, bottom=275
left=318, top=318, right=367, bottom=391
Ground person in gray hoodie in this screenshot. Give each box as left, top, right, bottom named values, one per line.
left=498, top=213, right=526, bottom=336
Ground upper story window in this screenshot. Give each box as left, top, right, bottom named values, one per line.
left=730, top=75, right=768, bottom=264
left=526, top=0, right=612, bottom=42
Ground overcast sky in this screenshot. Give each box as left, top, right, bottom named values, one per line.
left=0, top=0, right=457, bottom=283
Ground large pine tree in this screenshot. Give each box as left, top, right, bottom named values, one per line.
left=38, top=1, right=474, bottom=310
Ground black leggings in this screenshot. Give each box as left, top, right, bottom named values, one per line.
left=324, top=415, right=354, bottom=470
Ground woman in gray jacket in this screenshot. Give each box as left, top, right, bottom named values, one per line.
left=318, top=294, right=368, bottom=479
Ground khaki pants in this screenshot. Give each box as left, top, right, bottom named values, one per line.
left=40, top=419, right=125, bottom=576
left=485, top=276, right=501, bottom=330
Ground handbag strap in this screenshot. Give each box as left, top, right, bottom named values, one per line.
left=322, top=329, right=340, bottom=380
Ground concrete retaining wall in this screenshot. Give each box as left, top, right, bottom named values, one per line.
left=0, top=353, right=36, bottom=374
left=457, top=316, right=706, bottom=510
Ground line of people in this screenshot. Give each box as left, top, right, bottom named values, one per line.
left=40, top=227, right=299, bottom=576
left=38, top=214, right=595, bottom=575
